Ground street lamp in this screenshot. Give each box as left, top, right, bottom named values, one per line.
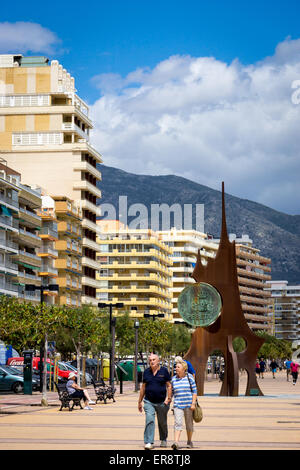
left=25, top=283, right=59, bottom=404
left=144, top=313, right=165, bottom=321
left=98, top=302, right=124, bottom=386
left=134, top=320, right=140, bottom=392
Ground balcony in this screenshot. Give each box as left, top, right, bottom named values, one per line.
left=0, top=193, right=19, bottom=209
left=19, top=228, right=42, bottom=246
left=39, top=227, right=58, bottom=240
left=18, top=250, right=42, bottom=266
left=73, top=180, right=102, bottom=198
left=73, top=161, right=101, bottom=180
left=62, top=122, right=89, bottom=142
left=0, top=238, right=18, bottom=253
left=82, top=257, right=101, bottom=270
left=19, top=207, right=41, bottom=228
left=0, top=259, right=18, bottom=274
left=0, top=280, right=18, bottom=296
left=0, top=216, right=19, bottom=232
left=82, top=277, right=99, bottom=289
left=39, top=265, right=58, bottom=277
left=82, top=237, right=100, bottom=252
left=37, top=246, right=59, bottom=258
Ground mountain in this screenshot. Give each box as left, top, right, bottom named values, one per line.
left=96, top=164, right=300, bottom=284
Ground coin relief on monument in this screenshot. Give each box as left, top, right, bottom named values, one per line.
left=178, top=282, right=222, bottom=327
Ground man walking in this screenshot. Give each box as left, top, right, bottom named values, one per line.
left=285, top=359, right=292, bottom=382
left=138, top=353, right=172, bottom=449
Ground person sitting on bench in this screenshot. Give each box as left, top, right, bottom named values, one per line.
left=66, top=372, right=95, bottom=410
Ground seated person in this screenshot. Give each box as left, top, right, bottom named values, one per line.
left=66, top=372, right=95, bottom=410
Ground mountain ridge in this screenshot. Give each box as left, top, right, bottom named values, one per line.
left=96, top=164, right=300, bottom=284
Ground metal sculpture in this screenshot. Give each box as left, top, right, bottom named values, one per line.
left=183, top=183, right=264, bottom=396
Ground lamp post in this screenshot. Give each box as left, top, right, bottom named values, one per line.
left=144, top=313, right=165, bottom=321
left=134, top=320, right=140, bottom=392
left=98, top=302, right=124, bottom=386
left=25, top=283, right=59, bottom=405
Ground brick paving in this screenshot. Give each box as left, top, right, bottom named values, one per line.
left=0, top=370, right=299, bottom=450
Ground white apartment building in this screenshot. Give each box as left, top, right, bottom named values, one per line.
left=158, top=228, right=218, bottom=322
left=265, top=280, right=300, bottom=347
left=0, top=54, right=102, bottom=305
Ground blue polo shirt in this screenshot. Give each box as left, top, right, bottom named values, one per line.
left=143, top=366, right=171, bottom=404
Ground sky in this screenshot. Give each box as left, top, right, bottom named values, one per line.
left=1, top=0, right=300, bottom=214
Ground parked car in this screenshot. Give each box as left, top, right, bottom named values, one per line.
left=59, top=362, right=93, bottom=385
left=9, top=365, right=66, bottom=389
left=7, top=357, right=70, bottom=380
left=0, top=365, right=39, bottom=393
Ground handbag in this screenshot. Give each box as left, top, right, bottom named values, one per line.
left=187, top=373, right=203, bottom=423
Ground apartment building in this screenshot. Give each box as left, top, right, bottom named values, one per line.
left=36, top=197, right=59, bottom=305
left=96, top=222, right=173, bottom=320
left=265, top=280, right=300, bottom=346
left=53, top=196, right=82, bottom=307
left=0, top=161, right=21, bottom=298
left=0, top=54, right=102, bottom=305
left=0, top=160, right=42, bottom=302
left=158, top=228, right=218, bottom=321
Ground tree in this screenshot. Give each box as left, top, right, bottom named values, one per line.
left=114, top=312, right=135, bottom=358
left=256, top=331, right=292, bottom=360
left=167, top=324, right=193, bottom=356
left=60, top=304, right=106, bottom=385
left=138, top=319, right=173, bottom=357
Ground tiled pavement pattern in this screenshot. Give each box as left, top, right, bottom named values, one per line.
left=0, top=371, right=299, bottom=450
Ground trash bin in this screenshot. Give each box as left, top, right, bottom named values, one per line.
left=85, top=358, right=98, bottom=380
left=119, top=361, right=142, bottom=381
left=102, top=358, right=110, bottom=380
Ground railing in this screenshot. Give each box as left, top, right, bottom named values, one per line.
left=40, top=265, right=58, bottom=275
left=0, top=281, right=18, bottom=293
left=0, top=94, right=51, bottom=107
left=62, top=122, right=89, bottom=141
left=19, top=250, right=41, bottom=262
left=0, top=260, right=18, bottom=271
left=37, top=247, right=58, bottom=257
left=19, top=206, right=40, bottom=221
left=0, top=216, right=19, bottom=229
left=40, top=227, right=58, bottom=238
left=0, top=238, right=18, bottom=250
left=0, top=193, right=19, bottom=208
left=19, top=228, right=40, bottom=241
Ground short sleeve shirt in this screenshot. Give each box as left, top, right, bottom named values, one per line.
left=259, top=361, right=266, bottom=371
left=171, top=373, right=197, bottom=409
left=143, top=366, right=171, bottom=403
left=185, top=360, right=196, bottom=375
left=66, top=380, right=75, bottom=395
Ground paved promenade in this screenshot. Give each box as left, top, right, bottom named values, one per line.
left=0, top=370, right=300, bottom=451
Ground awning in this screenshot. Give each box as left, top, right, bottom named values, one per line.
left=16, top=261, right=40, bottom=270
left=0, top=205, right=12, bottom=217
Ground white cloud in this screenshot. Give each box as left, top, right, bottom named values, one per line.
left=90, top=38, right=300, bottom=214
left=0, top=22, right=61, bottom=54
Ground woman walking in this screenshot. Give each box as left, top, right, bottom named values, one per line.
left=171, top=358, right=197, bottom=449
left=290, top=361, right=299, bottom=385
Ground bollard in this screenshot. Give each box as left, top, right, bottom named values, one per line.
left=119, top=369, right=123, bottom=394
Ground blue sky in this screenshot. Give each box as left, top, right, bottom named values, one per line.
left=1, top=0, right=300, bottom=214
left=2, top=0, right=300, bottom=103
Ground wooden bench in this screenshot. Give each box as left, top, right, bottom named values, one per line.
left=55, top=382, right=84, bottom=411
left=92, top=379, right=116, bottom=404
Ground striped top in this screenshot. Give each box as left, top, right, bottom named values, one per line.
left=171, top=373, right=197, bottom=409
